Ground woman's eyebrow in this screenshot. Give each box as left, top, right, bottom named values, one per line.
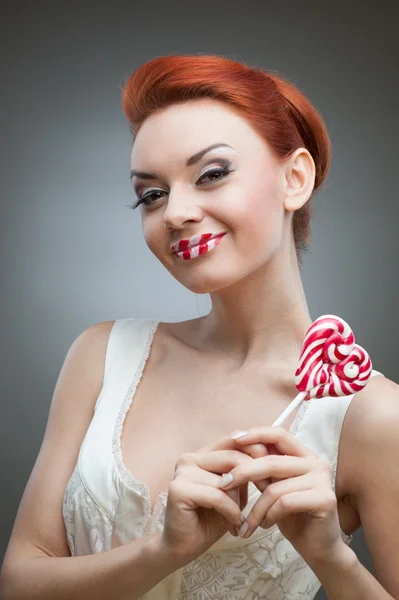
left=129, top=142, right=235, bottom=182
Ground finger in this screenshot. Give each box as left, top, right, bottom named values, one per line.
left=193, top=443, right=270, bottom=494
left=218, top=455, right=316, bottom=491
left=178, top=463, right=240, bottom=495
left=234, top=443, right=270, bottom=494
left=242, top=474, right=316, bottom=538
left=198, top=427, right=282, bottom=462
left=237, top=443, right=269, bottom=460
left=262, top=488, right=337, bottom=530
left=225, top=483, right=242, bottom=536
left=198, top=431, right=273, bottom=453
left=176, top=466, right=245, bottom=535
left=265, top=443, right=285, bottom=456
left=219, top=483, right=249, bottom=534
left=182, top=449, right=255, bottom=474
left=229, top=426, right=318, bottom=459
left=198, top=436, right=270, bottom=460
left=168, top=479, right=246, bottom=528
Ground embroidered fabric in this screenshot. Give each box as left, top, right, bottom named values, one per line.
left=175, top=525, right=324, bottom=600
left=62, top=464, right=114, bottom=556
left=62, top=459, right=351, bottom=597
left=62, top=317, right=357, bottom=599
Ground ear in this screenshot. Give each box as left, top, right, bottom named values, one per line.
left=282, top=147, right=316, bottom=212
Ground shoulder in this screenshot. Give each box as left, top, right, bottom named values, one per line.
left=71, top=320, right=118, bottom=363
left=339, top=374, right=399, bottom=594
left=344, top=373, right=399, bottom=446
left=83, top=319, right=117, bottom=341
left=67, top=320, right=117, bottom=361
left=81, top=317, right=163, bottom=359
left=339, top=373, right=399, bottom=501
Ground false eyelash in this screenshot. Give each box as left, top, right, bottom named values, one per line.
left=126, top=199, right=145, bottom=210
left=127, top=164, right=233, bottom=210
left=125, top=201, right=140, bottom=210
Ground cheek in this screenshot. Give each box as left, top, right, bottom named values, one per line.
left=142, top=217, right=162, bottom=254
left=227, top=181, right=284, bottom=253
left=142, top=216, right=176, bottom=269
left=141, top=216, right=163, bottom=249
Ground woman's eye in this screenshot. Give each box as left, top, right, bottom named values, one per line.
left=197, top=166, right=231, bottom=185
left=139, top=190, right=166, bottom=206
left=129, top=190, right=166, bottom=209
left=130, top=166, right=232, bottom=209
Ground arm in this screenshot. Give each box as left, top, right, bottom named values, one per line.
left=0, top=322, right=187, bottom=600
left=305, top=375, right=399, bottom=599
left=306, top=545, right=395, bottom=600
left=1, top=532, right=185, bottom=600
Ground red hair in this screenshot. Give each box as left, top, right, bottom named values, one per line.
left=122, top=54, right=331, bottom=264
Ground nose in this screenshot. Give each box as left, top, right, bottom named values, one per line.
left=163, top=189, right=203, bottom=230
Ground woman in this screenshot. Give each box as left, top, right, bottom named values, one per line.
left=1, top=54, right=398, bottom=600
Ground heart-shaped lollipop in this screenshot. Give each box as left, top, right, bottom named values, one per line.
left=273, top=314, right=372, bottom=427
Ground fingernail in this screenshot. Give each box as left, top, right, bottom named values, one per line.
left=240, top=512, right=246, bottom=523
left=219, top=473, right=233, bottom=487
left=231, top=430, right=248, bottom=440
left=238, top=521, right=249, bottom=537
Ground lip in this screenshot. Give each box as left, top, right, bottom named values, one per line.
left=172, top=232, right=226, bottom=261
left=171, top=232, right=227, bottom=253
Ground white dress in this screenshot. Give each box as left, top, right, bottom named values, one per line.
left=62, top=317, right=383, bottom=599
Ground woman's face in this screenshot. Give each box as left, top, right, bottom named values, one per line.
left=129, top=99, right=305, bottom=294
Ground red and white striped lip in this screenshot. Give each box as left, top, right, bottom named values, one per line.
left=171, top=232, right=226, bottom=253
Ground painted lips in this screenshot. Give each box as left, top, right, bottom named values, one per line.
left=172, top=232, right=226, bottom=260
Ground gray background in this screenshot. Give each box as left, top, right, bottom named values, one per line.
left=1, top=1, right=398, bottom=597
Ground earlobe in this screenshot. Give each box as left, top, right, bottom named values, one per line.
left=284, top=196, right=306, bottom=212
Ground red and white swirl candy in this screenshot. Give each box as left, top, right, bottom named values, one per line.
left=273, top=315, right=372, bottom=427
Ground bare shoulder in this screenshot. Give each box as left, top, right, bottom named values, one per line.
left=338, top=375, right=399, bottom=594
left=338, top=373, right=399, bottom=501
left=57, top=319, right=118, bottom=396
left=80, top=319, right=117, bottom=352
left=1, top=319, right=117, bottom=567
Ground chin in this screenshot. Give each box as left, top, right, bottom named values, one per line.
left=170, top=268, right=252, bottom=295
left=155, top=247, right=268, bottom=294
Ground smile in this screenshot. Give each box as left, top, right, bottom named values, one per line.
left=173, top=233, right=226, bottom=260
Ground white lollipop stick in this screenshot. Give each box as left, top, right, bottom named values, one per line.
left=273, top=392, right=307, bottom=427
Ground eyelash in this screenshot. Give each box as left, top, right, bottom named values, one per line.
left=128, top=165, right=233, bottom=210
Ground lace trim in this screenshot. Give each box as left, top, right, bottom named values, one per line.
left=289, top=396, right=310, bottom=436
left=112, top=319, right=161, bottom=536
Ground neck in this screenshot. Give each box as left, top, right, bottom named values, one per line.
left=198, top=239, right=313, bottom=371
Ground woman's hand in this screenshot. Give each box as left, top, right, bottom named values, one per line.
left=218, top=426, right=346, bottom=564
left=159, top=437, right=270, bottom=563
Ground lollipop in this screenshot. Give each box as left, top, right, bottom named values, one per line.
left=273, top=314, right=372, bottom=427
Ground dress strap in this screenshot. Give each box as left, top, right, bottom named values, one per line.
left=94, top=318, right=155, bottom=412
